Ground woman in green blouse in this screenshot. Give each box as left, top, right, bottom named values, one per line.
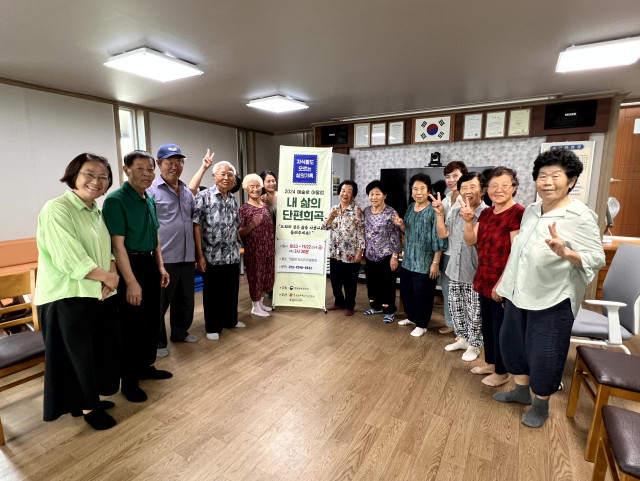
left=393, top=173, right=447, bottom=337
left=34, top=153, right=121, bottom=431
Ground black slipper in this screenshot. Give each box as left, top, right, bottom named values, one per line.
left=83, top=409, right=117, bottom=430
left=71, top=400, right=116, bottom=417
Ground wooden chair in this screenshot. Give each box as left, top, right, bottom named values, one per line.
left=0, top=269, right=45, bottom=445
left=591, top=406, right=640, bottom=481
left=566, top=345, right=640, bottom=462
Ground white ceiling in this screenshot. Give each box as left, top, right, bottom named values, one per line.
left=2, top=0, right=640, bottom=133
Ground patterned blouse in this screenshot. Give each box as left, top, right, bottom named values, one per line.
left=239, top=203, right=275, bottom=259
left=324, top=202, right=365, bottom=263
left=473, top=203, right=525, bottom=298
left=402, top=203, right=448, bottom=275
left=364, top=205, right=402, bottom=262
left=192, top=185, right=241, bottom=265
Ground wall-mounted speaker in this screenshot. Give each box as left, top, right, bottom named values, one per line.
left=544, top=100, right=598, bottom=130
left=321, top=125, right=348, bottom=145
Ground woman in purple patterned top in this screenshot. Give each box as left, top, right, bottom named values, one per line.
left=363, top=180, right=402, bottom=323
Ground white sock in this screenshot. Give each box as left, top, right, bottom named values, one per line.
left=252, top=301, right=269, bottom=316
left=259, top=297, right=272, bottom=312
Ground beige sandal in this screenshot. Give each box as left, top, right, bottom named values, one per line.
left=481, top=374, right=510, bottom=387
left=471, top=365, right=495, bottom=375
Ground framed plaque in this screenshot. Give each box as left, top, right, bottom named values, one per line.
left=485, top=111, right=506, bottom=138
left=413, top=116, right=452, bottom=143
left=354, top=123, right=370, bottom=148
left=371, top=123, right=386, bottom=146
left=388, top=121, right=404, bottom=145
left=463, top=113, right=483, bottom=140
left=508, top=108, right=531, bottom=136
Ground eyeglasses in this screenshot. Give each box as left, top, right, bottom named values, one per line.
left=216, top=171, right=235, bottom=178
left=488, top=183, right=513, bottom=191
left=79, top=171, right=110, bottom=182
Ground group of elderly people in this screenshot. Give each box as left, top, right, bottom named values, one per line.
left=324, top=148, right=605, bottom=428
left=33, top=145, right=603, bottom=433
left=34, top=146, right=277, bottom=432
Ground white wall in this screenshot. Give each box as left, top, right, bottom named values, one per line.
left=255, top=132, right=305, bottom=177
left=0, top=83, right=118, bottom=241
left=148, top=113, right=238, bottom=189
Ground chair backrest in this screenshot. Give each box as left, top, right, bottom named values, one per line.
left=602, top=243, right=640, bottom=335
left=0, top=269, right=39, bottom=332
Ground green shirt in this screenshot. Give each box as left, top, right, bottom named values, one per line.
left=402, top=203, right=448, bottom=274
left=102, top=181, right=159, bottom=252
left=497, top=200, right=605, bottom=317
left=34, top=190, right=115, bottom=305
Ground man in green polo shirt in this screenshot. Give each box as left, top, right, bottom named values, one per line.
left=103, top=150, right=172, bottom=403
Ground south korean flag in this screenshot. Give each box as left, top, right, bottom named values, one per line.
left=414, top=116, right=451, bottom=143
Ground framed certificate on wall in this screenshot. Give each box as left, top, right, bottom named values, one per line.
left=388, top=121, right=404, bottom=145
left=508, top=108, right=531, bottom=136
left=354, top=123, right=370, bottom=148
left=485, top=111, right=506, bottom=138
left=463, top=113, right=483, bottom=140
left=371, top=123, right=386, bottom=146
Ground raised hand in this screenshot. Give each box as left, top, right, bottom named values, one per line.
left=428, top=192, right=444, bottom=215
left=458, top=197, right=475, bottom=222
left=393, top=211, right=404, bottom=228
left=202, top=148, right=214, bottom=170
left=250, top=215, right=263, bottom=229
left=545, top=221, right=566, bottom=257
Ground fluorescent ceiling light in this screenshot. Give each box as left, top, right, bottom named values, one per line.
left=247, top=95, right=309, bottom=113
left=556, top=36, right=640, bottom=72
left=104, top=47, right=203, bottom=82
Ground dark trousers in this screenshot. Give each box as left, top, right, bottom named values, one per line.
left=158, top=262, right=195, bottom=347
left=202, top=262, right=240, bottom=334
left=499, top=298, right=574, bottom=396
left=480, top=294, right=507, bottom=375
left=329, top=258, right=360, bottom=310
left=117, top=254, right=160, bottom=390
left=38, top=296, right=120, bottom=421
left=400, top=268, right=437, bottom=329
left=364, top=255, right=397, bottom=313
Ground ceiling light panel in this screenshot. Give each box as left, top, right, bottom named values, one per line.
left=104, top=47, right=203, bottom=82
left=247, top=95, right=309, bottom=113
left=556, top=36, right=640, bottom=72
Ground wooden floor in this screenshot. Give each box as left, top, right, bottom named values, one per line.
left=1, top=277, right=638, bottom=481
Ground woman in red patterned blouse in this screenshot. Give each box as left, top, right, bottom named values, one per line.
left=461, top=167, right=524, bottom=387
left=239, top=174, right=275, bottom=317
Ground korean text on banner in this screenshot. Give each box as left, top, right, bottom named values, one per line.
left=274, top=146, right=332, bottom=309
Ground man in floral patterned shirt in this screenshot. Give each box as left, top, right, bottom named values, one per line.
left=193, top=161, right=246, bottom=340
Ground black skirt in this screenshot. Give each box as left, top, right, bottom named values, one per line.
left=37, top=296, right=121, bottom=421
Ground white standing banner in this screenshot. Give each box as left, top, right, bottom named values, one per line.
left=273, top=146, right=332, bottom=309
left=540, top=141, right=595, bottom=204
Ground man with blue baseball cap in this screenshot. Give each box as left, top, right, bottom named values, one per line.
left=148, top=143, right=213, bottom=356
